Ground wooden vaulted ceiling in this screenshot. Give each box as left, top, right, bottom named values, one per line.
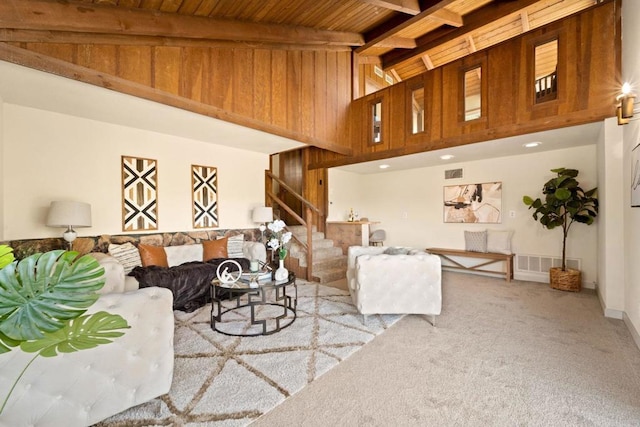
left=1, top=0, right=599, bottom=85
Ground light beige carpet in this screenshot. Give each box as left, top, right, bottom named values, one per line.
left=252, top=272, right=640, bottom=426
left=96, top=282, right=402, bottom=426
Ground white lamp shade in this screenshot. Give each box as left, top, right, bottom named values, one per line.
left=252, top=206, right=273, bottom=223
left=46, top=201, right=92, bottom=228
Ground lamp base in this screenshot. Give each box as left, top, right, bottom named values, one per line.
left=63, top=227, right=77, bottom=250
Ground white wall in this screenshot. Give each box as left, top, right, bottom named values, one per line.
left=622, top=0, right=640, bottom=343
left=597, top=118, right=625, bottom=318
left=2, top=104, right=268, bottom=240
left=329, top=145, right=599, bottom=287
left=327, top=169, right=365, bottom=221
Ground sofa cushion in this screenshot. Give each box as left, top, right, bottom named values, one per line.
left=138, top=244, right=169, bottom=267
left=108, top=242, right=142, bottom=274
left=464, top=230, right=487, bottom=253
left=203, top=238, right=228, bottom=261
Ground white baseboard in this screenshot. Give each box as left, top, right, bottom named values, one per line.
left=623, top=313, right=640, bottom=351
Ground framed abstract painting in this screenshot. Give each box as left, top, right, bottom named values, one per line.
left=443, top=181, right=502, bottom=223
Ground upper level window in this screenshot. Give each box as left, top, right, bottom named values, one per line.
left=411, top=86, right=425, bottom=134
left=464, top=67, right=481, bottom=121
left=534, top=39, right=558, bottom=103
left=371, top=100, right=382, bottom=144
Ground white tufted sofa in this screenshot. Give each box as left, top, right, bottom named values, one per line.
left=347, top=246, right=442, bottom=324
left=0, top=286, right=174, bottom=426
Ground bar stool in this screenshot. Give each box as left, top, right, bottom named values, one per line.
left=369, top=229, right=386, bottom=246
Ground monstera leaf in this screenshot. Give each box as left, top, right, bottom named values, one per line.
left=20, top=311, right=129, bottom=357
left=0, top=331, right=19, bottom=354
left=0, top=246, right=14, bottom=269
left=0, top=250, right=106, bottom=341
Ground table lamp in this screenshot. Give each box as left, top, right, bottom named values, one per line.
left=252, top=206, right=273, bottom=241
left=46, top=201, right=92, bottom=250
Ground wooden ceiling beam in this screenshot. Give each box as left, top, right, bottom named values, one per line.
left=0, top=29, right=352, bottom=51
left=359, top=0, right=421, bottom=15
left=421, top=54, right=434, bottom=70
left=381, top=0, right=543, bottom=69
left=0, top=0, right=364, bottom=47
left=358, top=55, right=382, bottom=64
left=355, top=0, right=457, bottom=54
left=374, top=36, right=417, bottom=49
left=430, top=8, right=463, bottom=27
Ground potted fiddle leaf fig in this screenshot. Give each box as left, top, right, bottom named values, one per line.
left=523, top=168, right=598, bottom=292
left=0, top=246, right=130, bottom=415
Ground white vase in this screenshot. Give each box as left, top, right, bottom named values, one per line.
left=274, top=259, right=288, bottom=281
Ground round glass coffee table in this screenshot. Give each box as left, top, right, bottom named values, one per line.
left=210, top=272, right=297, bottom=336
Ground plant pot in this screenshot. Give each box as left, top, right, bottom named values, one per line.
left=549, top=267, right=581, bottom=292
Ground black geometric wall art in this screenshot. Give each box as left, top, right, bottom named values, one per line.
left=122, top=156, right=158, bottom=231
left=192, top=164, right=218, bottom=228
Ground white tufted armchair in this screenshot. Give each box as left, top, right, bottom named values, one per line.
left=0, top=286, right=174, bottom=426
left=347, top=246, right=442, bottom=325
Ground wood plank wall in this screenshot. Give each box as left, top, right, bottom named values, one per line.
left=4, top=42, right=353, bottom=151
left=310, top=1, right=619, bottom=169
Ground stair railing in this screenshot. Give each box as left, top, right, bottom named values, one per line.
left=265, top=170, right=324, bottom=280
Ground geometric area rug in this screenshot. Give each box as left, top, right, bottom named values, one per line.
left=96, top=281, right=403, bottom=426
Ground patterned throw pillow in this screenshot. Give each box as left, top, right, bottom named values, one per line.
left=138, top=244, right=169, bottom=267
left=219, top=234, right=245, bottom=258
left=108, top=242, right=142, bottom=274
left=464, top=230, right=487, bottom=253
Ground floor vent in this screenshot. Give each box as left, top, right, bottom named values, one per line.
left=516, top=254, right=581, bottom=273
left=445, top=168, right=463, bottom=179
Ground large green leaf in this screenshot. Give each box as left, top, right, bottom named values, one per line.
left=0, top=251, right=106, bottom=341
left=0, top=246, right=14, bottom=269
left=20, top=311, right=129, bottom=357
left=0, top=331, right=19, bottom=354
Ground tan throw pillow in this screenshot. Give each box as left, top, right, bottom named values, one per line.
left=138, top=244, right=169, bottom=267
left=203, top=237, right=228, bottom=261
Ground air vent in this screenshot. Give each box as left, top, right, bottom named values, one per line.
left=374, top=66, right=384, bottom=78
left=445, top=168, right=463, bottom=179
left=385, top=74, right=394, bottom=84
left=516, top=254, right=581, bottom=273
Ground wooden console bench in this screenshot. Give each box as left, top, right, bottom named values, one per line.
left=426, top=248, right=514, bottom=282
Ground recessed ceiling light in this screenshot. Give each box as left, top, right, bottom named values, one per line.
left=379, top=164, right=390, bottom=169
left=440, top=154, right=455, bottom=160
left=523, top=142, right=541, bottom=148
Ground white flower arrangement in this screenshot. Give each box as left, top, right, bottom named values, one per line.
left=266, top=219, right=292, bottom=260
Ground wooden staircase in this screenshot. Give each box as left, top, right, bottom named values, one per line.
left=287, top=225, right=347, bottom=283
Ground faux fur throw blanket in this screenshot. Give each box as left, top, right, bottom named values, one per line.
left=130, top=258, right=249, bottom=312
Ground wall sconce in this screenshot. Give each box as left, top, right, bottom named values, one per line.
left=46, top=201, right=92, bottom=250
left=617, top=83, right=637, bottom=125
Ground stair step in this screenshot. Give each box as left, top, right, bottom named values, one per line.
left=291, top=246, right=343, bottom=267
left=313, top=256, right=347, bottom=270
left=292, top=232, right=327, bottom=243
left=288, top=225, right=318, bottom=234
left=312, top=267, right=348, bottom=284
